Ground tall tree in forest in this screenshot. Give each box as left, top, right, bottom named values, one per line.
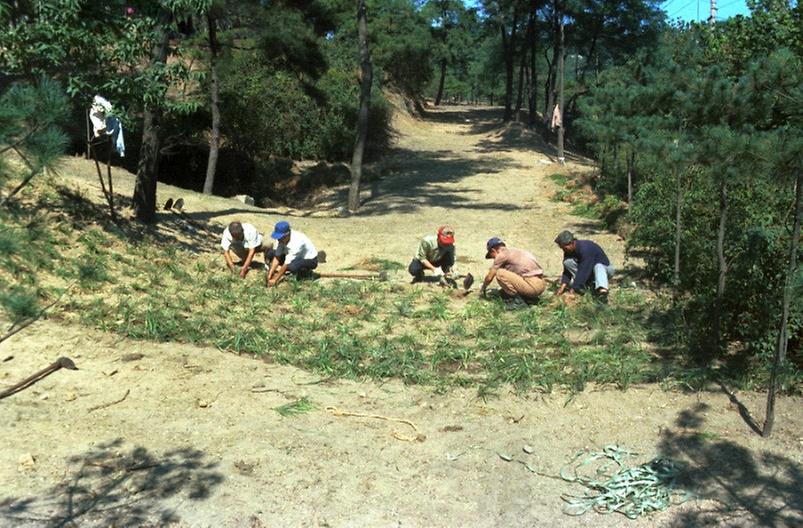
left=202, top=5, right=222, bottom=195
left=757, top=49, right=802, bottom=437
left=133, top=0, right=211, bottom=221
left=133, top=9, right=172, bottom=222
left=425, top=0, right=461, bottom=106
left=348, top=0, right=373, bottom=212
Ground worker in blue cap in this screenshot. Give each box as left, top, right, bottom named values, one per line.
left=265, top=220, right=319, bottom=287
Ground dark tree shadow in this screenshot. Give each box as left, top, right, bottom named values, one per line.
left=658, top=405, right=802, bottom=527
left=46, top=185, right=218, bottom=255
left=719, top=382, right=763, bottom=435
left=182, top=148, right=528, bottom=218
left=0, top=439, right=224, bottom=527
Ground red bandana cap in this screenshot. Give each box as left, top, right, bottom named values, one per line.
left=437, top=225, right=455, bottom=245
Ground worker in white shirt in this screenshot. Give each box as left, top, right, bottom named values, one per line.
left=221, top=221, right=264, bottom=279
left=265, top=220, right=319, bottom=287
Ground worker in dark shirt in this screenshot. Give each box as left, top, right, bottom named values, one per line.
left=554, top=230, right=614, bottom=300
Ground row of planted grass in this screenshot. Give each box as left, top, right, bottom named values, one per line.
left=64, top=237, right=662, bottom=395
left=1, top=179, right=777, bottom=395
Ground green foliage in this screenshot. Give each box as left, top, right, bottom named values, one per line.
left=0, top=286, right=40, bottom=322
left=0, top=79, right=69, bottom=191
left=576, top=10, right=803, bottom=376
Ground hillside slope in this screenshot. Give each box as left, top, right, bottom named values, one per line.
left=1, top=106, right=801, bottom=528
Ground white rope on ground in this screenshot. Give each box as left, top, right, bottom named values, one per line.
left=326, top=406, right=423, bottom=442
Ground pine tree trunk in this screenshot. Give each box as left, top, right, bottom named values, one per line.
left=556, top=10, right=565, bottom=162
left=528, top=8, right=537, bottom=126
left=514, top=17, right=530, bottom=121
left=348, top=0, right=372, bottom=213
left=544, top=54, right=554, bottom=119
left=714, top=178, right=728, bottom=352
left=501, top=17, right=517, bottom=122
left=202, top=14, right=221, bottom=196
left=627, top=149, right=635, bottom=203
left=434, top=59, right=447, bottom=106
left=673, top=165, right=682, bottom=291
left=545, top=2, right=559, bottom=118
left=763, top=169, right=802, bottom=437
left=133, top=14, right=170, bottom=223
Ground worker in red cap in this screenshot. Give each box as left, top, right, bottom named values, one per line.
left=408, top=225, right=456, bottom=283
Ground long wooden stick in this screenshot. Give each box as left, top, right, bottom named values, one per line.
left=0, top=357, right=78, bottom=400
left=316, top=271, right=387, bottom=281
left=88, top=389, right=130, bottom=413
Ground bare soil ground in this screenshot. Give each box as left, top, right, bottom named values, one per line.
left=2, top=105, right=801, bottom=527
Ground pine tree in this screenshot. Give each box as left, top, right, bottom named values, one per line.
left=0, top=79, right=68, bottom=205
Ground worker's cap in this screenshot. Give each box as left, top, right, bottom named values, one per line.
left=485, top=237, right=504, bottom=259
left=437, top=225, right=455, bottom=246
left=554, top=230, right=575, bottom=246
left=271, top=220, right=291, bottom=240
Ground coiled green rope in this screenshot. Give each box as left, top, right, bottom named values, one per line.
left=560, top=445, right=690, bottom=519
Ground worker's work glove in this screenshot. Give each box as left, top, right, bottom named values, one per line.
left=432, top=268, right=444, bottom=278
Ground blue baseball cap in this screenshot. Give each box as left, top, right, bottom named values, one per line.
left=485, top=237, right=504, bottom=259
left=271, top=220, right=291, bottom=240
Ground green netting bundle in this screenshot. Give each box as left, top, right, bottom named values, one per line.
left=560, top=445, right=690, bottom=519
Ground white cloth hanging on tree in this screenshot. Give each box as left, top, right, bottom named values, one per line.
left=88, top=95, right=125, bottom=157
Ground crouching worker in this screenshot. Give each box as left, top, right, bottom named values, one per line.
left=221, top=221, right=264, bottom=279
left=554, top=230, right=614, bottom=301
left=265, top=220, right=319, bottom=287
left=408, top=225, right=456, bottom=283
left=480, top=237, right=546, bottom=306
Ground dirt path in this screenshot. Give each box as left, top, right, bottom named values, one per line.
left=2, top=106, right=802, bottom=527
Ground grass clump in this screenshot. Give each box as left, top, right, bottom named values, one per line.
left=275, top=397, right=314, bottom=417
left=346, top=257, right=405, bottom=272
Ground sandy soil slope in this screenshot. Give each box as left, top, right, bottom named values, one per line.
left=1, top=105, right=801, bottom=527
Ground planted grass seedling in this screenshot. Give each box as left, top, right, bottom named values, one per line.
left=275, top=396, right=314, bottom=417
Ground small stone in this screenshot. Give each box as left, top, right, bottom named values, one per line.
left=39, top=393, right=49, bottom=401
left=523, top=445, right=534, bottom=454
left=64, top=392, right=77, bottom=402
left=198, top=400, right=209, bottom=408
left=121, top=353, right=144, bottom=362
left=18, top=453, right=35, bottom=471
left=498, top=453, right=513, bottom=462
left=103, top=368, right=118, bottom=377
left=358, top=391, right=367, bottom=398
left=235, top=194, right=255, bottom=206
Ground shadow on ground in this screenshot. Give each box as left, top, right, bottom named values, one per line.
left=186, top=148, right=529, bottom=218
left=658, top=404, right=802, bottom=527
left=47, top=185, right=218, bottom=255
left=420, top=106, right=587, bottom=164
left=1, top=439, right=223, bottom=527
